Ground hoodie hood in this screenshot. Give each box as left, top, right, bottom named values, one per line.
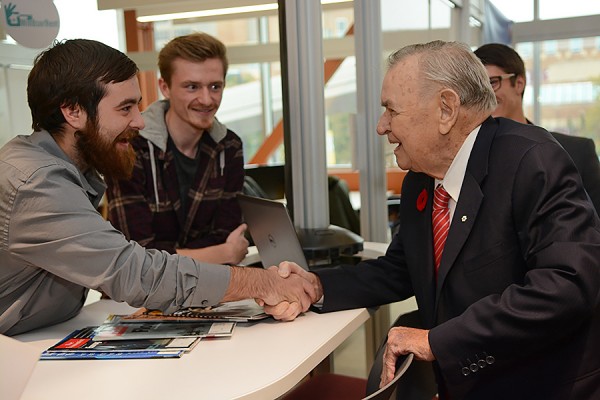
left=140, top=99, right=228, bottom=151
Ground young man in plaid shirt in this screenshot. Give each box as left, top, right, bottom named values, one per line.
left=106, top=33, right=249, bottom=265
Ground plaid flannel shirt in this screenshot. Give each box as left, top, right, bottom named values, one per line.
left=106, top=119, right=245, bottom=254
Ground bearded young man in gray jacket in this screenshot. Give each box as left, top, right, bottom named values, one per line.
left=0, top=39, right=313, bottom=336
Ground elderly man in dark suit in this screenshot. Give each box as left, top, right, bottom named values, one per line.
left=474, top=42, right=600, bottom=213
left=266, top=41, right=600, bottom=400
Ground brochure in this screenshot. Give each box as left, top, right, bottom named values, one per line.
left=108, top=299, right=269, bottom=323
left=93, top=321, right=235, bottom=341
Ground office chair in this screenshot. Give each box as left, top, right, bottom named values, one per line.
left=242, top=175, right=269, bottom=199
left=282, top=353, right=413, bottom=400
left=328, top=175, right=361, bottom=235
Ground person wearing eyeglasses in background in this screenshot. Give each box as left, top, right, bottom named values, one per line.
left=474, top=43, right=600, bottom=213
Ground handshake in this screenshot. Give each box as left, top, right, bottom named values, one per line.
left=255, top=261, right=324, bottom=321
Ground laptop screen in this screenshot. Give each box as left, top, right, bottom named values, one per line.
left=237, top=194, right=309, bottom=271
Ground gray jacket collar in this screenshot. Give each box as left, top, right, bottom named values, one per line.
left=140, top=100, right=228, bottom=152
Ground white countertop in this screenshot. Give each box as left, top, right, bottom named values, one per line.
left=15, top=299, right=369, bottom=400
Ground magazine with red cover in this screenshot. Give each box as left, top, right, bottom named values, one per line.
left=45, top=326, right=200, bottom=352
left=40, top=327, right=195, bottom=360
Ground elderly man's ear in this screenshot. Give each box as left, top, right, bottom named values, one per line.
left=438, top=88, right=460, bottom=135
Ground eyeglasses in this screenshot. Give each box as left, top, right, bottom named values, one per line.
left=489, top=73, right=516, bottom=91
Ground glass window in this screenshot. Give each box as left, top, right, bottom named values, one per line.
left=431, top=0, right=453, bottom=29
left=569, top=38, right=584, bottom=54
left=381, top=0, right=430, bottom=31
left=335, top=17, right=350, bottom=37
left=219, top=62, right=283, bottom=164
left=154, top=18, right=260, bottom=48
left=53, top=0, right=121, bottom=49
left=489, top=0, right=534, bottom=22
left=491, top=0, right=600, bottom=21
left=539, top=0, right=600, bottom=20
left=519, top=38, right=600, bottom=154
left=323, top=8, right=353, bottom=38
left=518, top=42, right=534, bottom=59
left=325, top=57, right=357, bottom=167
left=381, top=0, right=452, bottom=31
left=543, top=40, right=558, bottom=55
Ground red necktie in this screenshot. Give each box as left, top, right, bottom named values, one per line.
left=432, top=185, right=450, bottom=277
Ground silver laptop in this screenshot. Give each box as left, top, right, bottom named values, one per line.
left=237, top=194, right=310, bottom=271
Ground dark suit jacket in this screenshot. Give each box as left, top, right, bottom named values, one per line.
left=316, top=117, right=600, bottom=400
left=551, top=131, right=600, bottom=213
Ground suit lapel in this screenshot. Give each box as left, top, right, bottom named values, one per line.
left=435, top=173, right=483, bottom=296
left=434, top=117, right=497, bottom=309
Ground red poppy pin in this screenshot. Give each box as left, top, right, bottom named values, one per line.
left=416, top=189, right=428, bottom=212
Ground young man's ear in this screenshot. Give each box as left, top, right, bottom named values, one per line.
left=158, top=77, right=170, bottom=99
left=60, top=104, right=86, bottom=130
left=439, top=88, right=460, bottom=135
left=515, top=74, right=526, bottom=96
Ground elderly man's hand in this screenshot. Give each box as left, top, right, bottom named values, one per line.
left=380, top=326, right=434, bottom=387
left=253, top=265, right=316, bottom=319
left=274, top=261, right=323, bottom=303
left=261, top=300, right=304, bottom=321
left=257, top=261, right=323, bottom=321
